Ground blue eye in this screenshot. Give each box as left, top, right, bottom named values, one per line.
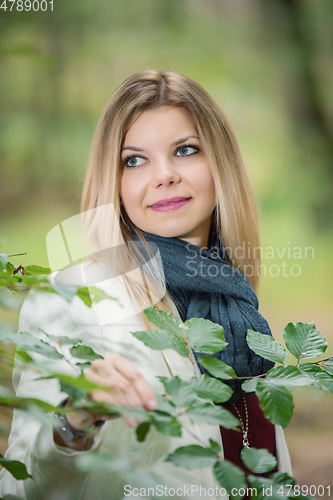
left=124, top=156, right=146, bottom=168
left=176, top=145, right=199, bottom=157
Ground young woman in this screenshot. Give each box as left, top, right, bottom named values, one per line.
left=0, top=70, right=292, bottom=499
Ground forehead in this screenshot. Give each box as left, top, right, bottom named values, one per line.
left=123, top=106, right=197, bottom=145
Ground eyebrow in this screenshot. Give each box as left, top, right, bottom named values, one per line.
left=121, top=135, right=201, bottom=153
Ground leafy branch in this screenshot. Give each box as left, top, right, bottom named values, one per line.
left=0, top=253, right=332, bottom=499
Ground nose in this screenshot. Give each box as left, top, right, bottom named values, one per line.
left=152, top=157, right=181, bottom=188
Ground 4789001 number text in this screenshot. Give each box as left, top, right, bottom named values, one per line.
left=0, top=0, right=53, bottom=11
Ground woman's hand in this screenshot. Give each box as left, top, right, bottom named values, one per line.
left=67, top=353, right=158, bottom=431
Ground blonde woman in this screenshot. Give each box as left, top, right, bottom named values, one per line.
left=0, top=70, right=291, bottom=499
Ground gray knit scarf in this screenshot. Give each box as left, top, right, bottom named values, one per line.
left=133, top=226, right=274, bottom=400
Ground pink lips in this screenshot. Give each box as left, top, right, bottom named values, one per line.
left=149, top=196, right=192, bottom=212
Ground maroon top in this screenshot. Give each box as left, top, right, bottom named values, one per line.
left=219, top=393, right=277, bottom=477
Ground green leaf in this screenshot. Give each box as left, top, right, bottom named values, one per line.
left=166, top=445, right=216, bottom=470
left=136, top=422, right=151, bottom=442
left=41, top=372, right=106, bottom=393
left=0, top=331, right=62, bottom=359
left=132, top=329, right=189, bottom=358
left=76, top=286, right=118, bottom=308
left=213, top=460, right=247, bottom=500
left=187, top=374, right=233, bottom=403
left=266, top=365, right=314, bottom=387
left=241, top=447, right=277, bottom=473
left=298, top=363, right=333, bottom=392
left=318, top=358, right=333, bottom=376
left=186, top=403, right=239, bottom=429
left=158, top=375, right=232, bottom=406
left=158, top=376, right=197, bottom=406
left=255, top=379, right=294, bottom=428
left=247, top=330, right=288, bottom=364
left=153, top=418, right=182, bottom=437
left=70, top=345, right=103, bottom=361
left=143, top=305, right=182, bottom=331
left=0, top=253, right=9, bottom=272
left=0, top=453, right=32, bottom=480
left=197, top=357, right=236, bottom=379
left=248, top=475, right=288, bottom=500
left=41, top=332, right=83, bottom=345
left=269, top=471, right=295, bottom=486
left=185, top=318, right=227, bottom=354
left=283, top=322, right=327, bottom=361
left=24, top=265, right=51, bottom=276
left=209, top=439, right=221, bottom=454
left=241, top=378, right=259, bottom=393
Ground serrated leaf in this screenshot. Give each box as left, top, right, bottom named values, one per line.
left=185, top=318, right=227, bottom=354
left=0, top=331, right=62, bottom=359
left=213, top=460, right=247, bottom=500
left=255, top=379, right=294, bottom=428
left=298, top=363, right=333, bottom=392
left=241, top=378, right=259, bottom=393
left=41, top=372, right=106, bottom=392
left=70, top=345, right=103, bottom=361
left=158, top=376, right=196, bottom=406
left=241, top=447, right=277, bottom=473
left=248, top=475, right=288, bottom=500
left=197, top=357, right=236, bottom=379
left=40, top=331, right=83, bottom=345
left=186, top=403, right=239, bottom=429
left=266, top=365, right=314, bottom=387
left=269, top=471, right=295, bottom=486
left=187, top=374, right=233, bottom=403
left=143, top=306, right=182, bottom=331
left=247, top=330, right=288, bottom=364
left=136, top=422, right=151, bottom=442
left=24, top=265, right=51, bottom=276
left=0, top=454, right=32, bottom=480
left=153, top=418, right=181, bottom=437
left=318, top=358, right=333, bottom=376
left=132, top=329, right=189, bottom=358
left=283, top=322, right=327, bottom=361
left=166, top=445, right=216, bottom=470
left=155, top=394, right=176, bottom=413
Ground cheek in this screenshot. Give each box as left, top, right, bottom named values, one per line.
left=192, top=165, right=216, bottom=198
left=120, top=174, right=145, bottom=213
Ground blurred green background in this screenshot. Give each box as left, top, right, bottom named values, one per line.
left=1, top=0, right=332, bottom=493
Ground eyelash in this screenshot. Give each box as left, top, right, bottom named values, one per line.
left=122, top=144, right=201, bottom=168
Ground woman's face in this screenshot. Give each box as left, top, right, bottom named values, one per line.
left=119, top=106, right=216, bottom=248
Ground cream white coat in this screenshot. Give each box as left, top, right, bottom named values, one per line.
left=0, top=259, right=292, bottom=500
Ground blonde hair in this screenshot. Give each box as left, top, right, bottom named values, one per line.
left=81, top=70, right=261, bottom=326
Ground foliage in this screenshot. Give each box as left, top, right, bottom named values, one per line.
left=0, top=254, right=332, bottom=499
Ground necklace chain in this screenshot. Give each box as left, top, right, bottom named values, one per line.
left=232, top=396, right=250, bottom=449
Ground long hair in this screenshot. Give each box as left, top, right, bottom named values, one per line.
left=81, top=70, right=261, bottom=326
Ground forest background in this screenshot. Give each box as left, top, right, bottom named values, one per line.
left=0, top=0, right=332, bottom=495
